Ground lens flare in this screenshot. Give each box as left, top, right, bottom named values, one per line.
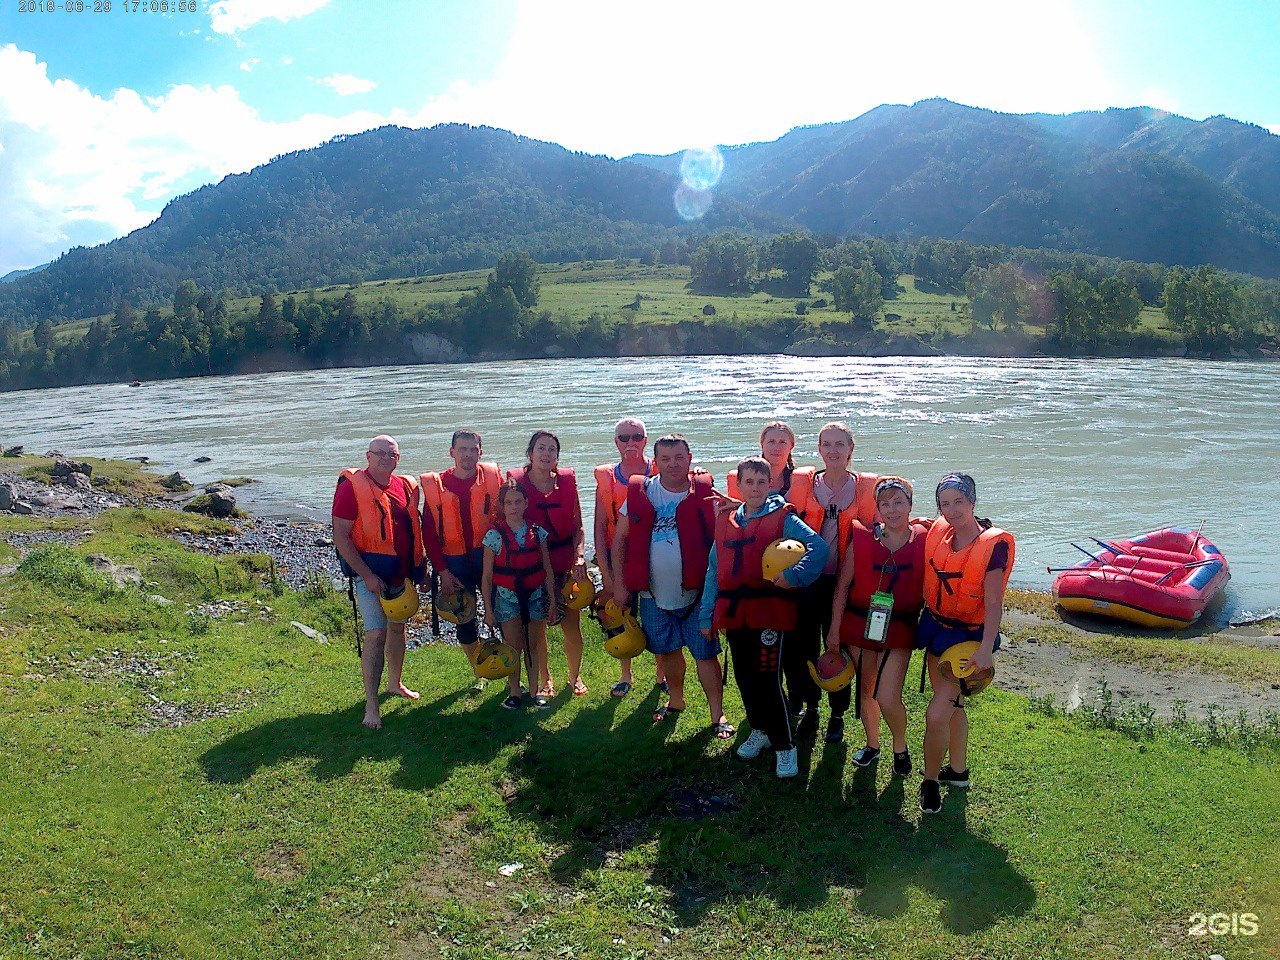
left=679, top=146, right=724, bottom=191
left=674, top=183, right=713, bottom=221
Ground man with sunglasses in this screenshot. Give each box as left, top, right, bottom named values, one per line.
left=593, top=418, right=665, bottom=697
left=332, top=435, right=426, bottom=730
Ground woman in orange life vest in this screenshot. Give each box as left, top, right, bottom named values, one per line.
left=792, top=421, right=881, bottom=744
left=827, top=477, right=929, bottom=776
left=700, top=456, right=829, bottom=779
left=725, top=421, right=826, bottom=738
left=593, top=417, right=666, bottom=699
left=508, top=429, right=589, bottom=698
left=917, top=472, right=1015, bottom=816
left=481, top=479, right=558, bottom=711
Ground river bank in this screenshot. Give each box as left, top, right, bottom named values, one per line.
left=3, top=453, right=1277, bottom=723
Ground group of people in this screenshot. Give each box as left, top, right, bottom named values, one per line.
left=331, top=419, right=1015, bottom=814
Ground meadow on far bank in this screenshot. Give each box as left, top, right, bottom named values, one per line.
left=1, top=455, right=1278, bottom=959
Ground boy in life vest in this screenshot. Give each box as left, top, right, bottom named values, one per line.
left=481, top=478, right=558, bottom=711
left=611, top=435, right=732, bottom=736
left=699, top=456, right=828, bottom=777
left=420, top=429, right=502, bottom=683
left=593, top=417, right=666, bottom=698
left=331, top=435, right=427, bottom=730
left=918, top=473, right=1015, bottom=814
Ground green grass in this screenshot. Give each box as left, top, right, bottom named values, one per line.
left=1, top=509, right=1276, bottom=958
left=9, top=454, right=171, bottom=498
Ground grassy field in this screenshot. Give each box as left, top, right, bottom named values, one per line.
left=1, top=497, right=1277, bottom=959
left=36, top=261, right=1185, bottom=359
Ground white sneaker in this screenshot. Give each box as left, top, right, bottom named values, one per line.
left=776, top=747, right=798, bottom=778
left=736, top=729, right=771, bottom=759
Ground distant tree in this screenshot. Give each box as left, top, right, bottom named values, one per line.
left=491, top=251, right=540, bottom=308
left=965, top=263, right=1034, bottom=331
left=690, top=234, right=757, bottom=293
left=1096, top=276, right=1142, bottom=333
left=770, top=232, right=820, bottom=295
left=1163, top=265, right=1240, bottom=351
left=827, top=262, right=884, bottom=323
left=32, top=318, right=55, bottom=351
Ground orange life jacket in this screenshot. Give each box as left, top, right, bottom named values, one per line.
left=923, top=516, right=1016, bottom=627
left=806, top=471, right=880, bottom=564
left=337, top=468, right=425, bottom=580
left=726, top=466, right=821, bottom=530
left=420, top=462, right=502, bottom=556
left=712, top=502, right=797, bottom=631
left=508, top=466, right=580, bottom=574
left=594, top=459, right=656, bottom=555
left=839, top=519, right=929, bottom=650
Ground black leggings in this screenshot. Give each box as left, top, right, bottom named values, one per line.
left=728, top=628, right=793, bottom=750
left=784, top=573, right=837, bottom=713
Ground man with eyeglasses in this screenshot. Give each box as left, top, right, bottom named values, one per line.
left=593, top=418, right=665, bottom=698
left=332, top=435, right=427, bottom=729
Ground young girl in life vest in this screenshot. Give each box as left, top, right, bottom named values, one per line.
left=699, top=456, right=828, bottom=779
left=917, top=473, right=1015, bottom=815
left=827, top=477, right=930, bottom=776
left=481, top=479, right=558, bottom=711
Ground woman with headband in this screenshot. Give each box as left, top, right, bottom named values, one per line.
left=917, top=472, right=1015, bottom=815
left=827, top=476, right=928, bottom=775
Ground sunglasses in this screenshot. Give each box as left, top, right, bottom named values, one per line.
left=368, top=450, right=400, bottom=460
left=615, top=433, right=646, bottom=443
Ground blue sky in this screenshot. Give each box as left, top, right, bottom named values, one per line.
left=2, top=0, right=1278, bottom=274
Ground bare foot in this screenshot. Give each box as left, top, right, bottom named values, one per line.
left=539, top=683, right=555, bottom=699
left=362, top=712, right=382, bottom=730
left=572, top=678, right=588, bottom=696
left=385, top=683, right=420, bottom=700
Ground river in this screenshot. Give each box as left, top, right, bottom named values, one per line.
left=2, top=355, right=1277, bottom=619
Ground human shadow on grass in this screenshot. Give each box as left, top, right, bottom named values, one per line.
left=199, top=686, right=555, bottom=792
left=503, top=692, right=1035, bottom=936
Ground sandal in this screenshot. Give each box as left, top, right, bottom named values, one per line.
left=572, top=679, right=589, bottom=697
left=653, top=703, right=684, bottom=722
left=501, top=695, right=522, bottom=710
left=533, top=695, right=551, bottom=710
left=610, top=681, right=632, bottom=698
left=713, top=721, right=736, bottom=739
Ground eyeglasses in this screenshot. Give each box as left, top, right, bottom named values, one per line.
left=368, top=449, right=400, bottom=460
left=615, top=433, right=646, bottom=443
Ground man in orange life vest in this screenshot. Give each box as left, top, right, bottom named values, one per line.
left=332, top=435, right=427, bottom=730
left=420, top=429, right=502, bottom=680
left=593, top=417, right=666, bottom=698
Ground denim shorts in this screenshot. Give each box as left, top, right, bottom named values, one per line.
left=639, top=595, right=721, bottom=660
left=353, top=577, right=388, bottom=632
left=917, top=608, right=1002, bottom=657
left=491, top=584, right=549, bottom=624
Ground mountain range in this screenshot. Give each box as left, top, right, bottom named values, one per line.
left=4, top=98, right=1280, bottom=326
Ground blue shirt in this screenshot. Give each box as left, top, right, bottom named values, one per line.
left=698, top=493, right=830, bottom=629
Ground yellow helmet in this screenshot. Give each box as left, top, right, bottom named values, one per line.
left=379, top=581, right=420, bottom=624
left=473, top=640, right=519, bottom=680
left=435, top=588, right=477, bottom=625
left=596, top=598, right=626, bottom=632
left=938, top=641, right=995, bottom=695
left=561, top=576, right=597, bottom=611
left=808, top=649, right=855, bottom=693
left=603, top=614, right=647, bottom=659
left=762, top=538, right=807, bottom=580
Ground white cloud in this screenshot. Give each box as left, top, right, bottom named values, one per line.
left=239, top=58, right=260, bottom=72
left=1267, top=124, right=1280, bottom=137
left=0, top=44, right=386, bottom=274
left=281, top=56, right=294, bottom=66
left=315, top=73, right=377, bottom=96
left=207, top=0, right=330, bottom=35
left=406, top=0, right=1123, bottom=158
